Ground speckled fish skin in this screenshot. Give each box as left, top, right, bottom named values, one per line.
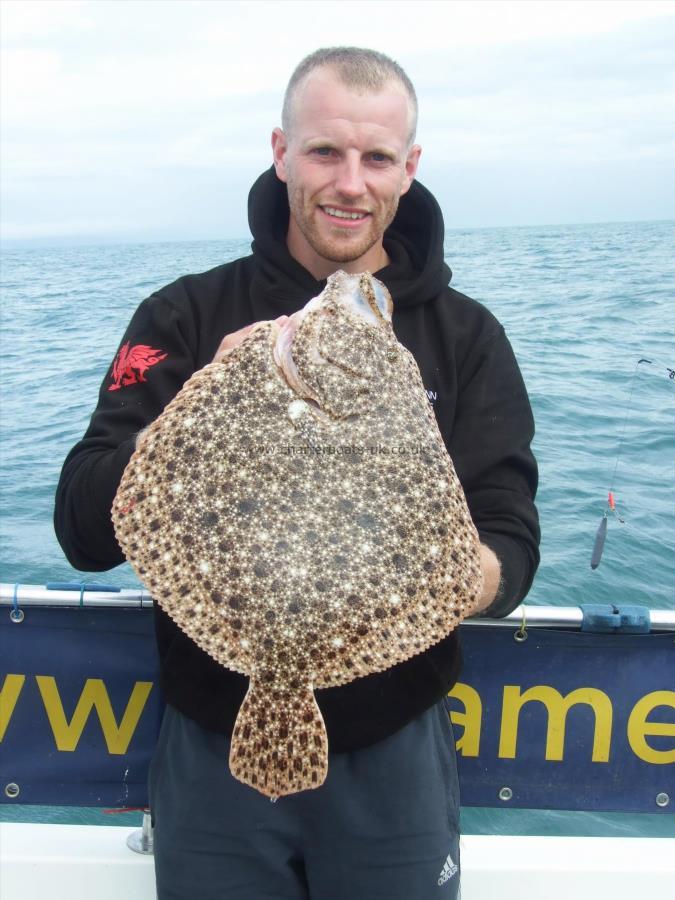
left=112, top=271, right=483, bottom=799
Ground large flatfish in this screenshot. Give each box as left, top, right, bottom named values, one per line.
left=112, top=271, right=483, bottom=799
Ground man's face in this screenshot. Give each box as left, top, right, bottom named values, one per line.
left=272, top=68, right=421, bottom=280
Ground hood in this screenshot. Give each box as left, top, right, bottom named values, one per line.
left=247, top=166, right=452, bottom=312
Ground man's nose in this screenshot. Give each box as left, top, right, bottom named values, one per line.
left=334, top=155, right=366, bottom=199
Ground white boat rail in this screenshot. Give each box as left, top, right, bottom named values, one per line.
left=2, top=582, right=674, bottom=630
left=1, top=825, right=674, bottom=900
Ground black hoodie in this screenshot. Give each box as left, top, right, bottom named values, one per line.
left=54, top=168, right=539, bottom=752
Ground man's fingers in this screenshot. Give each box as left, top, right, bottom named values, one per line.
left=212, top=316, right=289, bottom=363
left=213, top=324, right=256, bottom=362
left=135, top=426, right=150, bottom=450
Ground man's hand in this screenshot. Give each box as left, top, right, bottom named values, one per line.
left=212, top=322, right=257, bottom=364
left=212, top=315, right=289, bottom=364
left=134, top=316, right=290, bottom=448
left=135, top=426, right=150, bottom=450
left=472, top=543, right=502, bottom=615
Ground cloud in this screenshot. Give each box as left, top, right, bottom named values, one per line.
left=415, top=19, right=675, bottom=165
left=1, top=0, right=94, bottom=40
left=2, top=0, right=675, bottom=240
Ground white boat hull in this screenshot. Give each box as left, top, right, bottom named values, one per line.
left=2, top=823, right=674, bottom=899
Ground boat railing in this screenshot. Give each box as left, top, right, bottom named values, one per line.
left=2, top=581, right=675, bottom=630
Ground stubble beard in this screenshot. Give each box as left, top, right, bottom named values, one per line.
left=287, top=179, right=400, bottom=266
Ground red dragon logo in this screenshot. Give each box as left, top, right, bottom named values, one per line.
left=108, top=342, right=167, bottom=392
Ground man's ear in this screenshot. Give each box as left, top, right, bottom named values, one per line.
left=399, top=144, right=422, bottom=197
left=271, top=127, right=289, bottom=183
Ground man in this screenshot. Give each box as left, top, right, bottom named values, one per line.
left=55, top=47, right=539, bottom=900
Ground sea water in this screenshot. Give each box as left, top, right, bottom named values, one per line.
left=1, top=221, right=673, bottom=835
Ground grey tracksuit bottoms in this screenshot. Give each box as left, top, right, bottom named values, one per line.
left=149, top=697, right=461, bottom=899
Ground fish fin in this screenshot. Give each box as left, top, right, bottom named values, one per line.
left=229, top=677, right=328, bottom=799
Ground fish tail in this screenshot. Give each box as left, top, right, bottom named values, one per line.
left=229, top=677, right=328, bottom=799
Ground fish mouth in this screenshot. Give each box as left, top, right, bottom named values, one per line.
left=273, top=311, right=321, bottom=403
left=271, top=273, right=393, bottom=412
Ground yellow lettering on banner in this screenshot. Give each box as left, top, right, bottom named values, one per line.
left=447, top=683, right=482, bottom=756
left=35, top=676, right=153, bottom=754
left=499, top=685, right=613, bottom=762
left=627, top=690, right=675, bottom=764
left=0, top=674, right=26, bottom=741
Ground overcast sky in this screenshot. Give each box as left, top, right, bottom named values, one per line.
left=2, top=0, right=674, bottom=243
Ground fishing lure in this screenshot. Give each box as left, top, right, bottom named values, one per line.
left=590, top=358, right=673, bottom=570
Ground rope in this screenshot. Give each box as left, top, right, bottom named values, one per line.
left=514, top=606, right=528, bottom=642
left=10, top=583, right=24, bottom=623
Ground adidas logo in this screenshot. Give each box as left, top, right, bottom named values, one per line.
left=437, top=852, right=458, bottom=886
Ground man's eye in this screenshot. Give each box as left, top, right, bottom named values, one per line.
left=369, top=153, right=390, bottom=163
left=313, top=147, right=333, bottom=156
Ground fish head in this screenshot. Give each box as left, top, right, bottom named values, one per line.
left=274, top=272, right=396, bottom=419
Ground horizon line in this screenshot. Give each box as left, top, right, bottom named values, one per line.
left=1, top=217, right=673, bottom=251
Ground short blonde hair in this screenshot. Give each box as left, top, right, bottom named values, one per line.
left=282, top=46, right=418, bottom=146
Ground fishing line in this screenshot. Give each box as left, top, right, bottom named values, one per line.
left=590, top=357, right=673, bottom=570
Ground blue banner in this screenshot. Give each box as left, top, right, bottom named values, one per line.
left=1, top=606, right=673, bottom=811
left=1, top=607, right=163, bottom=808
left=449, top=626, right=674, bottom=813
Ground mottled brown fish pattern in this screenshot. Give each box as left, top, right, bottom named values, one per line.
left=112, top=271, right=483, bottom=799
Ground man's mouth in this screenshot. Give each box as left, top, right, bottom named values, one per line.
left=321, top=206, right=369, bottom=221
